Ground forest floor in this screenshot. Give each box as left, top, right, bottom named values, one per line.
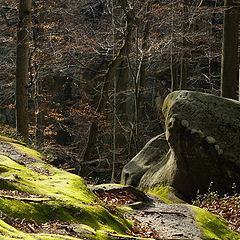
left=1, top=185, right=239, bottom=240
left=0, top=137, right=200, bottom=239
left=91, top=185, right=202, bottom=239
left=0, top=137, right=239, bottom=240
left=0, top=185, right=202, bottom=239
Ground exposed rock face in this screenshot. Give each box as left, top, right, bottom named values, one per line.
left=121, top=133, right=169, bottom=187
left=122, top=91, right=240, bottom=200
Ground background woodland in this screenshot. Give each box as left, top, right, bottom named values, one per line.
left=0, top=0, right=239, bottom=183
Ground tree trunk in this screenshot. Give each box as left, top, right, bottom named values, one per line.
left=137, top=0, right=152, bottom=120
left=179, top=0, right=189, bottom=90
left=221, top=0, right=239, bottom=100
left=82, top=16, right=133, bottom=161
left=170, top=1, right=178, bottom=91
left=16, top=0, right=32, bottom=142
left=130, top=0, right=152, bottom=154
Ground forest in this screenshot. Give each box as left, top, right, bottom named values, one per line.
left=0, top=0, right=239, bottom=181
left=0, top=0, right=239, bottom=239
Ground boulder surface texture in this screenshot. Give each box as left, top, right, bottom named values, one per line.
left=122, top=90, right=240, bottom=200
left=121, top=133, right=169, bottom=187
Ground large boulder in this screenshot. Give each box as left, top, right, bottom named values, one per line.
left=121, top=133, right=169, bottom=187
left=122, top=90, right=240, bottom=200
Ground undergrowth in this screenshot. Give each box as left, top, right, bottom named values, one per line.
left=0, top=124, right=58, bottom=163
left=0, top=125, right=23, bottom=142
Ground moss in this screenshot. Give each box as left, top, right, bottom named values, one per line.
left=0, top=154, right=97, bottom=204
left=9, top=141, right=43, bottom=160
left=0, top=135, right=26, bottom=147
left=0, top=197, right=83, bottom=222
left=0, top=177, right=131, bottom=233
left=77, top=204, right=132, bottom=233
left=0, top=136, right=133, bottom=239
left=147, top=185, right=184, bottom=204
left=0, top=219, right=142, bottom=240
left=0, top=218, right=85, bottom=239
left=191, top=205, right=240, bottom=240
left=162, top=91, right=179, bottom=119
left=29, top=235, right=84, bottom=240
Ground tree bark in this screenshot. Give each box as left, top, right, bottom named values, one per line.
left=221, top=0, right=239, bottom=100
left=170, top=1, right=178, bottom=92
left=130, top=0, right=152, bottom=154
left=16, top=0, right=32, bottom=142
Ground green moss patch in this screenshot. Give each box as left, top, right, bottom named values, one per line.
left=191, top=205, right=240, bottom=240
left=0, top=135, right=26, bottom=146
left=146, top=185, right=184, bottom=204
left=0, top=136, right=134, bottom=239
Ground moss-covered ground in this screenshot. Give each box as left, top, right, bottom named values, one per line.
left=1, top=135, right=239, bottom=240
left=192, top=206, right=239, bottom=240
left=0, top=136, right=138, bottom=240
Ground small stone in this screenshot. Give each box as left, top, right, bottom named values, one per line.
left=214, top=144, right=220, bottom=151
left=217, top=149, right=223, bottom=155
left=206, top=136, right=216, bottom=144
left=181, top=120, right=189, bottom=128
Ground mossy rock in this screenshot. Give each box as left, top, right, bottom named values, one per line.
left=146, top=185, right=185, bottom=204
left=128, top=91, right=240, bottom=200
left=162, top=90, right=240, bottom=198
left=0, top=136, right=140, bottom=240
left=146, top=184, right=240, bottom=240
left=121, top=133, right=169, bottom=187
left=192, top=206, right=239, bottom=240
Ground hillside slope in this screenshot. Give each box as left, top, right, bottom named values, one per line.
left=0, top=136, right=134, bottom=240
left=0, top=135, right=239, bottom=240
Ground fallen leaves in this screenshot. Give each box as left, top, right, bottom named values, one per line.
left=193, top=194, right=240, bottom=233
left=95, top=188, right=170, bottom=239
left=95, top=189, right=137, bottom=206
left=127, top=216, right=161, bottom=239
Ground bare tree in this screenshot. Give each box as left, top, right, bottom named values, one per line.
left=221, top=0, right=239, bottom=100
left=16, top=0, right=32, bottom=141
